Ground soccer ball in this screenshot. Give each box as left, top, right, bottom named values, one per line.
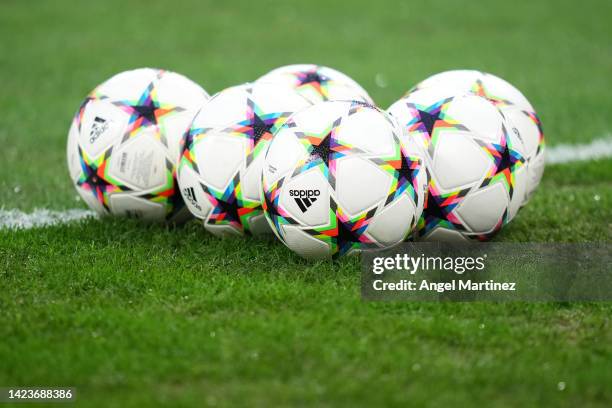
left=387, top=88, right=527, bottom=242
left=66, top=68, right=209, bottom=222
left=409, top=69, right=545, bottom=203
left=256, top=64, right=374, bottom=105
left=261, top=100, right=427, bottom=259
left=177, top=82, right=312, bottom=237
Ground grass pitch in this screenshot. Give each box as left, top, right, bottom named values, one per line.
left=1, top=0, right=611, bottom=407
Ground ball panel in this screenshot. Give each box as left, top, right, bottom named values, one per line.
left=335, top=109, right=395, bottom=156
left=432, top=131, right=490, bottom=191
left=109, top=193, right=166, bottom=221
left=177, top=164, right=212, bottom=220
left=335, top=156, right=391, bottom=216
left=193, top=133, right=245, bottom=192
left=262, top=128, right=305, bottom=186
left=108, top=130, right=168, bottom=191
left=96, top=68, right=159, bottom=101
left=502, top=107, right=537, bottom=158
left=192, top=86, right=249, bottom=129
left=241, top=151, right=266, bottom=203
left=155, top=71, right=210, bottom=106
left=281, top=225, right=331, bottom=259
left=455, top=182, right=508, bottom=233
left=366, top=194, right=416, bottom=245
left=444, top=95, right=504, bottom=143
left=78, top=99, right=128, bottom=158
left=250, top=82, right=312, bottom=114
left=290, top=101, right=347, bottom=134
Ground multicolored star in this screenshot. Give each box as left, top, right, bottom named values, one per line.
left=476, top=125, right=525, bottom=199
left=76, top=146, right=131, bottom=211
left=107, top=70, right=186, bottom=144
left=295, top=68, right=330, bottom=93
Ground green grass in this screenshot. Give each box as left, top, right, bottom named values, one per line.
left=0, top=0, right=611, bottom=406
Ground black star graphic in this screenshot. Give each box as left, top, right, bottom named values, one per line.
left=252, top=113, right=275, bottom=145
left=336, top=219, right=361, bottom=251
left=308, top=132, right=333, bottom=167
left=213, top=196, right=241, bottom=225
left=77, top=148, right=130, bottom=211
left=397, top=156, right=417, bottom=187
left=394, top=156, right=419, bottom=206
left=298, top=71, right=328, bottom=86
left=417, top=109, right=441, bottom=136
left=424, top=192, right=447, bottom=222
left=496, top=145, right=513, bottom=176
left=132, top=102, right=158, bottom=125
left=111, top=75, right=185, bottom=139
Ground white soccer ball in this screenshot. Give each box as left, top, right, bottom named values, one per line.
left=66, top=68, right=209, bottom=222
left=261, top=100, right=427, bottom=259
left=410, top=69, right=545, bottom=203
left=256, top=64, right=374, bottom=105
left=177, top=82, right=312, bottom=237
left=388, top=88, right=527, bottom=242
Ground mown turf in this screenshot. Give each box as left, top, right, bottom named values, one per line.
left=1, top=0, right=611, bottom=407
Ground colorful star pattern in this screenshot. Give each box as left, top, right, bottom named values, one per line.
left=107, top=70, right=186, bottom=145
left=475, top=124, right=525, bottom=200
left=76, top=146, right=131, bottom=212
left=417, top=175, right=471, bottom=238
left=399, top=97, right=468, bottom=158
left=293, top=67, right=332, bottom=100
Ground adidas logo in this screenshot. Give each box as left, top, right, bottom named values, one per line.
left=89, top=116, right=109, bottom=144
left=290, top=189, right=320, bottom=213
left=183, top=186, right=201, bottom=211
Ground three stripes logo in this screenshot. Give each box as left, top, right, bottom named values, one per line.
left=89, top=116, right=109, bottom=144
left=289, top=189, right=320, bottom=213
left=183, top=186, right=201, bottom=211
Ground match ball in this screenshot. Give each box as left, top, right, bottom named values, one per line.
left=262, top=100, right=427, bottom=259
left=409, top=69, right=545, bottom=203
left=177, top=82, right=312, bottom=237
left=388, top=88, right=527, bottom=242
left=66, top=68, right=209, bottom=222
left=256, top=64, right=374, bottom=105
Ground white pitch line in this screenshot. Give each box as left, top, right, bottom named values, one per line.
left=0, top=137, right=610, bottom=231
left=546, top=136, right=612, bottom=164
left=0, top=208, right=96, bottom=230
